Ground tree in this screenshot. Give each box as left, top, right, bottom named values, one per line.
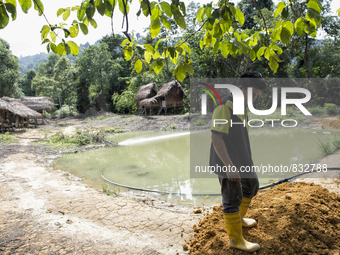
left=0, top=0, right=335, bottom=80
left=76, top=75, right=90, bottom=113
left=0, top=38, right=21, bottom=97
left=19, top=68, right=36, bottom=96
left=237, top=0, right=274, bottom=29
left=53, top=56, right=76, bottom=107
left=76, top=43, right=115, bottom=110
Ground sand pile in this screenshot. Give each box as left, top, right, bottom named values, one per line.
left=317, top=117, right=340, bottom=129
left=185, top=182, right=340, bottom=254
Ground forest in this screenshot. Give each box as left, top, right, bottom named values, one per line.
left=1, top=0, right=340, bottom=116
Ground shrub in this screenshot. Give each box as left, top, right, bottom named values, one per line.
left=324, top=103, right=338, bottom=115
left=307, top=106, right=325, bottom=115
left=53, top=105, right=78, bottom=118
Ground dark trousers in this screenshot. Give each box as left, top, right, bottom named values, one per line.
left=218, top=172, right=259, bottom=213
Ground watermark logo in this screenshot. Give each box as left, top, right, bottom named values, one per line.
left=200, top=84, right=312, bottom=116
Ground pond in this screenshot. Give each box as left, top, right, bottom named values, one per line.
left=54, top=127, right=337, bottom=206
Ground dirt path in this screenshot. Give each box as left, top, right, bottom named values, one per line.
left=0, top=144, right=202, bottom=254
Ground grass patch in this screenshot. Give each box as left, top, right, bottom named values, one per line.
left=0, top=132, right=17, bottom=143
left=102, top=184, right=120, bottom=196
left=318, top=135, right=340, bottom=156
left=99, top=127, right=124, bottom=133
left=170, top=122, right=176, bottom=129
left=96, top=115, right=107, bottom=120
left=36, top=129, right=105, bottom=148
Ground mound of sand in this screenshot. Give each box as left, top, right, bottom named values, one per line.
left=316, top=117, right=340, bottom=129
left=185, top=182, right=340, bottom=254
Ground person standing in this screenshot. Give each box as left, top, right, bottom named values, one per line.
left=210, top=71, right=266, bottom=252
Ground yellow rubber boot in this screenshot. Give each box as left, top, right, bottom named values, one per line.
left=223, top=212, right=260, bottom=252
left=239, top=197, right=257, bottom=227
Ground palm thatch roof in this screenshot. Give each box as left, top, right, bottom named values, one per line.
left=139, top=97, right=159, bottom=107
left=2, top=97, right=43, bottom=118
left=154, top=80, right=187, bottom=99
left=20, top=96, right=54, bottom=113
left=134, top=82, right=158, bottom=101
left=0, top=98, right=27, bottom=117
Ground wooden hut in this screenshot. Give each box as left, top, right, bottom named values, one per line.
left=154, top=80, right=187, bottom=114
left=2, top=97, right=43, bottom=128
left=20, top=96, right=54, bottom=113
left=134, top=82, right=158, bottom=115
left=0, top=98, right=27, bottom=131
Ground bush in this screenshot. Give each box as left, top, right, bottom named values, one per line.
left=324, top=103, right=338, bottom=115
left=0, top=132, right=17, bottom=143
left=53, top=105, right=78, bottom=118
left=307, top=106, right=325, bottom=115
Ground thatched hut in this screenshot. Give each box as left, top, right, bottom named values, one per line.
left=2, top=97, right=43, bottom=128
left=153, top=80, right=187, bottom=114
left=134, top=83, right=158, bottom=114
left=20, top=96, right=54, bottom=113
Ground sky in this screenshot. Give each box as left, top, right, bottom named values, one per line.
left=0, top=0, right=339, bottom=58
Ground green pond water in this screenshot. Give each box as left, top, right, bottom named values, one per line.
left=54, top=127, right=337, bottom=206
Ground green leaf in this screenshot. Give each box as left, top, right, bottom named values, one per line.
left=4, top=3, right=16, bottom=20
left=337, top=8, right=340, bottom=17
left=50, top=43, right=57, bottom=53
left=200, top=40, right=204, bottom=50
left=172, top=8, right=186, bottom=29
left=281, top=6, right=289, bottom=19
left=33, top=0, right=43, bottom=15
left=257, top=46, right=266, bottom=60
left=49, top=31, right=57, bottom=43
left=161, top=16, right=171, bottom=29
left=235, top=7, right=244, bottom=26
left=5, top=0, right=16, bottom=7
left=274, top=2, right=286, bottom=17
left=67, top=41, right=80, bottom=55
left=150, top=17, right=161, bottom=39
left=135, top=59, right=143, bottom=73
left=153, top=59, right=164, bottom=74
left=86, top=5, right=95, bottom=20
left=124, top=47, right=133, bottom=61
left=184, top=62, right=194, bottom=75
left=56, top=43, right=66, bottom=56
left=144, top=50, right=152, bottom=63
left=174, top=62, right=186, bottom=82
left=63, top=8, right=71, bottom=21
left=179, top=2, right=186, bottom=16
left=57, top=8, right=64, bottom=17
left=90, top=18, right=97, bottom=28
left=65, top=44, right=71, bottom=55
left=77, top=8, right=86, bottom=21
left=283, top=21, right=294, bottom=35
left=97, top=1, right=106, bottom=16
left=0, top=5, right=9, bottom=28
left=79, top=23, right=88, bottom=35
left=269, top=56, right=279, bottom=73
left=41, top=24, right=50, bottom=40
left=46, top=42, right=50, bottom=52
left=295, top=18, right=305, bottom=36
left=151, top=5, right=162, bottom=21
left=69, top=24, right=79, bottom=37
left=212, top=41, right=219, bottom=54
left=271, top=44, right=283, bottom=55
left=280, top=27, right=291, bottom=44
left=18, top=0, right=32, bottom=13
left=221, top=43, right=229, bottom=58
left=196, top=6, right=204, bottom=21
left=145, top=44, right=155, bottom=53
left=307, top=0, right=321, bottom=13
left=250, top=49, right=256, bottom=61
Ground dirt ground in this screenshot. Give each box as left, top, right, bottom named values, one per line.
left=0, top=113, right=340, bottom=254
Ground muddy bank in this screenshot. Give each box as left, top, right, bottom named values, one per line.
left=186, top=182, right=340, bottom=255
